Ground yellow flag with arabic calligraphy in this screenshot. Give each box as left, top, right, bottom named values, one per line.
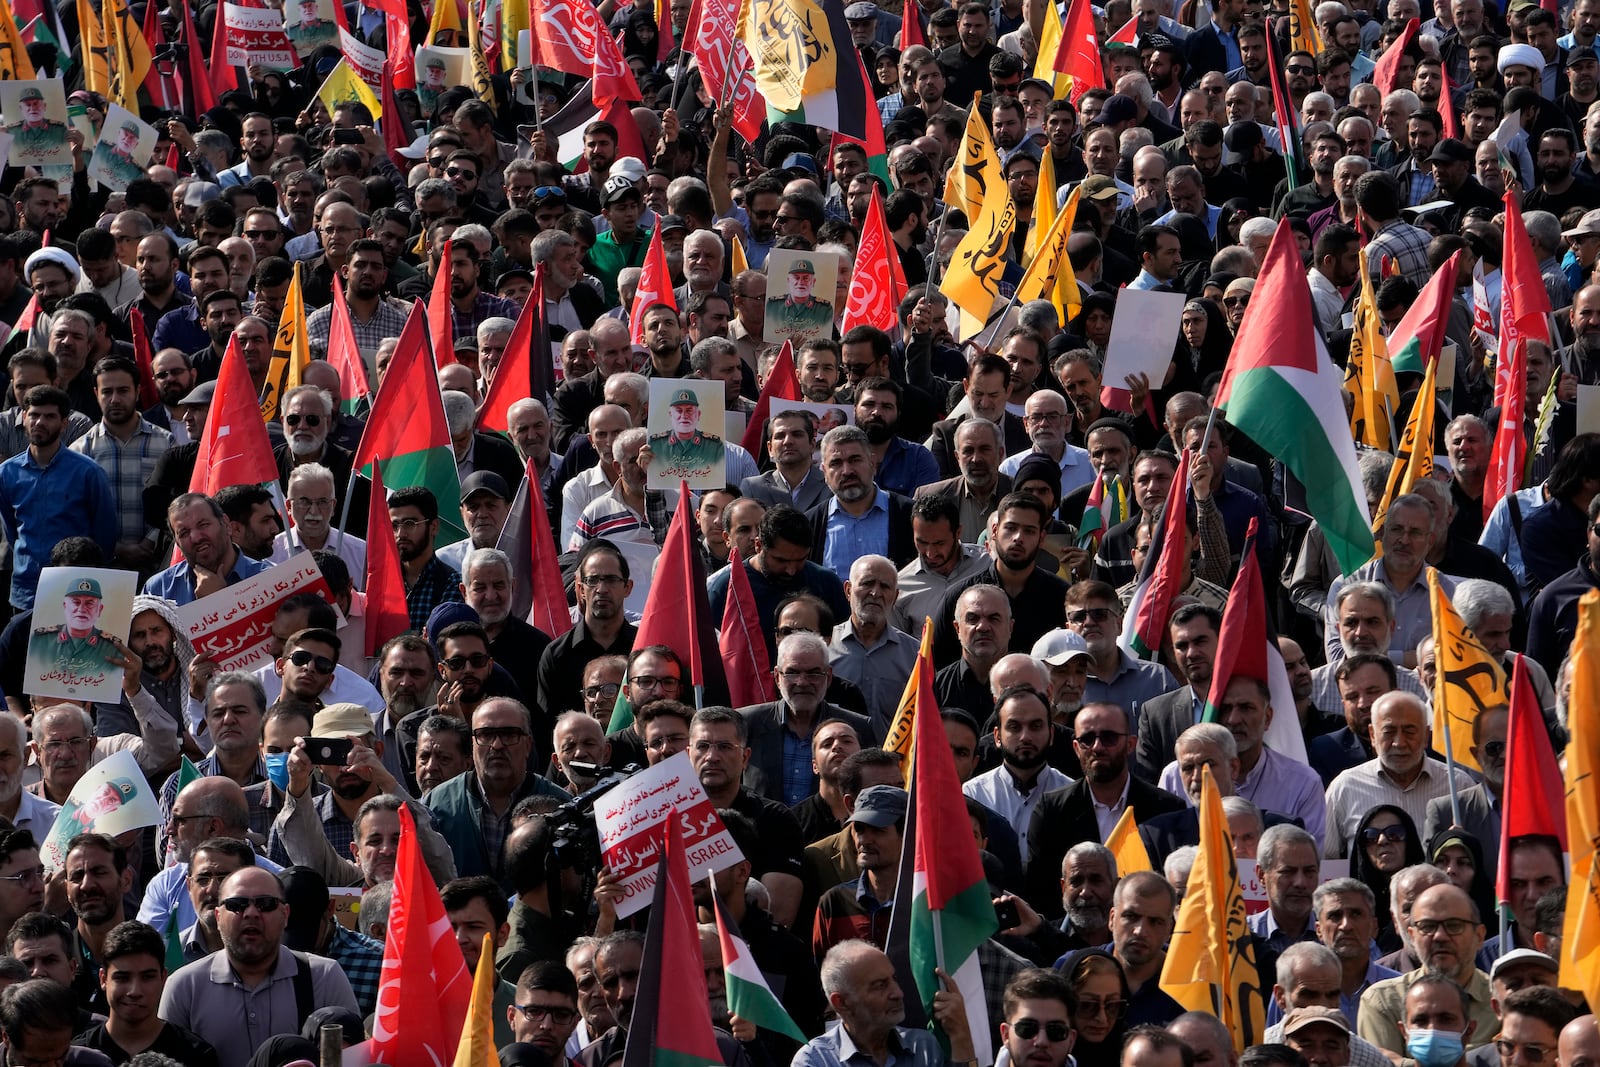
left=944, top=181, right=1017, bottom=328
left=1429, top=568, right=1507, bottom=775
left=882, top=622, right=934, bottom=784
left=0, top=0, right=34, bottom=80
left=943, top=93, right=1001, bottom=224
left=1560, top=591, right=1600, bottom=1009
left=1016, top=183, right=1081, bottom=320
left=1370, top=356, right=1437, bottom=552
left=261, top=263, right=311, bottom=423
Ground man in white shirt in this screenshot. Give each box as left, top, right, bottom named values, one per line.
left=964, top=686, right=1073, bottom=859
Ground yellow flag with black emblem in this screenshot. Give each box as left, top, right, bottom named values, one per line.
left=100, top=0, right=151, bottom=109
left=881, top=622, right=934, bottom=784
left=943, top=177, right=1017, bottom=331
left=1159, top=766, right=1266, bottom=1051
left=466, top=0, right=496, bottom=113
left=1287, top=0, right=1323, bottom=54
left=261, top=263, right=310, bottom=423
left=1428, top=568, right=1507, bottom=775
left=77, top=0, right=110, bottom=98
left=1560, top=591, right=1600, bottom=1010
left=944, top=92, right=1000, bottom=222
left=740, top=0, right=838, bottom=113
left=1016, top=183, right=1081, bottom=320
left=1370, top=356, right=1437, bottom=551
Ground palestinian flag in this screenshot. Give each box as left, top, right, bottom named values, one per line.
left=1077, top=472, right=1126, bottom=552
left=712, top=893, right=806, bottom=1042
left=1216, top=220, right=1373, bottom=576
left=351, top=302, right=465, bottom=546
left=1120, top=449, right=1189, bottom=660
left=739, top=0, right=875, bottom=140
left=1389, top=250, right=1464, bottom=375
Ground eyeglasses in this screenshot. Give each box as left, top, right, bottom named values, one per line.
left=629, top=675, right=680, bottom=690
left=1073, top=730, right=1128, bottom=749
left=1286, top=64, right=1317, bottom=75
left=1408, top=917, right=1474, bottom=936
left=40, top=736, right=92, bottom=755
left=582, top=682, right=621, bottom=700
left=154, top=369, right=188, bottom=379
left=777, top=668, right=828, bottom=682
left=288, top=649, right=336, bottom=674
left=443, top=653, right=492, bottom=671
left=1224, top=296, right=1251, bottom=309
left=391, top=517, right=429, bottom=531
left=774, top=625, right=813, bottom=640
left=1074, top=998, right=1126, bottom=1021
left=512, top=1004, right=578, bottom=1025
left=644, top=733, right=690, bottom=751
left=1067, top=607, right=1114, bottom=624
left=427, top=155, right=449, bottom=167
left=692, top=740, right=741, bottom=755
left=843, top=362, right=875, bottom=377
left=292, top=496, right=334, bottom=511
left=472, top=726, right=529, bottom=747
left=1361, top=824, right=1408, bottom=844
left=1482, top=739, right=1506, bottom=760
left=219, top=895, right=284, bottom=913
left=1010, top=1019, right=1074, bottom=1042
left=284, top=413, right=322, bottom=427
left=1495, top=1040, right=1553, bottom=1064
left=0, top=865, right=43, bottom=886
left=1025, top=412, right=1066, bottom=424
left=581, top=573, right=626, bottom=586
left=445, top=167, right=477, bottom=179
left=775, top=214, right=801, bottom=225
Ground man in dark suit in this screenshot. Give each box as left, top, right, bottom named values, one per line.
left=740, top=409, right=831, bottom=511
left=549, top=318, right=634, bottom=452
left=739, top=631, right=875, bottom=805
left=1133, top=604, right=1221, bottom=781
left=144, top=348, right=196, bottom=441
left=914, top=417, right=1014, bottom=545
left=926, top=355, right=1031, bottom=478
left=1423, top=704, right=1505, bottom=883
left=1023, top=701, right=1185, bottom=915
left=1184, top=0, right=1247, bottom=87
left=805, top=427, right=917, bottom=576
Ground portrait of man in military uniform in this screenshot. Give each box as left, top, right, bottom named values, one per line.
left=89, top=116, right=149, bottom=191
left=25, top=568, right=137, bottom=700
left=647, top=383, right=726, bottom=490
left=763, top=250, right=839, bottom=348
left=284, top=0, right=337, bottom=57
left=416, top=54, right=450, bottom=115
left=4, top=84, right=70, bottom=167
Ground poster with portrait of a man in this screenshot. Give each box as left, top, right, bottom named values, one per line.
left=282, top=0, right=339, bottom=57
left=25, top=568, right=137, bottom=702
left=1, top=79, right=71, bottom=170
left=646, top=379, right=726, bottom=490
left=87, top=104, right=156, bottom=192
left=414, top=47, right=470, bottom=117
left=763, top=248, right=839, bottom=348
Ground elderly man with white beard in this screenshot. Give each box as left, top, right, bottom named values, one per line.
left=269, top=463, right=365, bottom=581
left=273, top=386, right=354, bottom=510
left=675, top=229, right=729, bottom=304
left=457, top=548, right=549, bottom=704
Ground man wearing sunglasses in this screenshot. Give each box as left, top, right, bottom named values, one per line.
left=996, top=969, right=1077, bottom=1067
left=158, top=865, right=359, bottom=1064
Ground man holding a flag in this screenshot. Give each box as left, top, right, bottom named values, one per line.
left=795, top=941, right=977, bottom=1067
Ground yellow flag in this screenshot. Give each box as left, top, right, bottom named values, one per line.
left=1159, top=767, right=1267, bottom=1051
left=943, top=179, right=1017, bottom=327
left=1016, top=184, right=1081, bottom=320
left=77, top=0, right=110, bottom=98
left=1345, top=248, right=1399, bottom=451
left=501, top=0, right=528, bottom=79
left=0, top=0, right=35, bottom=80
left=103, top=0, right=151, bottom=97
left=739, top=0, right=841, bottom=114
left=1428, top=569, right=1507, bottom=775
left=100, top=0, right=137, bottom=112
left=1287, top=0, right=1323, bottom=54
left=451, top=933, right=502, bottom=1067
left=466, top=2, right=496, bottom=112
left=427, top=0, right=462, bottom=44
left=262, top=263, right=311, bottom=423
left=1560, top=591, right=1600, bottom=1008
left=1031, top=0, right=1070, bottom=98
left=1024, top=150, right=1056, bottom=267
left=1370, top=356, right=1438, bottom=549
left=731, top=234, right=749, bottom=277
left=943, top=92, right=1001, bottom=223
left=1106, top=806, right=1152, bottom=874
left=882, top=623, right=933, bottom=782
left=317, top=60, right=382, bottom=121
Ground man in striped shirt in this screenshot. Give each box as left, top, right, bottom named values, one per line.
left=569, top=427, right=670, bottom=551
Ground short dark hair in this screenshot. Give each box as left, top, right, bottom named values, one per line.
left=4, top=912, right=72, bottom=958
left=191, top=837, right=258, bottom=867
left=439, top=875, right=509, bottom=928
left=65, top=832, right=127, bottom=873
left=516, top=960, right=578, bottom=1000
left=758, top=503, right=813, bottom=552
left=23, top=385, right=70, bottom=418
left=100, top=921, right=167, bottom=969
left=1501, top=986, right=1580, bottom=1034
left=1335, top=651, right=1398, bottom=689
left=0, top=979, right=77, bottom=1042
left=839, top=747, right=901, bottom=795
left=437, top=620, right=491, bottom=653
left=1002, top=968, right=1076, bottom=1019
left=388, top=485, right=440, bottom=522
left=92, top=356, right=140, bottom=384
left=576, top=538, right=630, bottom=583
left=1124, top=1026, right=1195, bottom=1067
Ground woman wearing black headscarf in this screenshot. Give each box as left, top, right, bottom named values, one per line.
left=1166, top=212, right=1217, bottom=296
left=1427, top=826, right=1497, bottom=933
left=1169, top=297, right=1231, bottom=396
left=246, top=1036, right=318, bottom=1067
left=1058, top=948, right=1132, bottom=1067
left=1068, top=292, right=1117, bottom=359
left=1349, top=805, right=1425, bottom=952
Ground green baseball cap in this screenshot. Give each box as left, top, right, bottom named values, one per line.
left=120, top=121, right=141, bottom=136
left=65, top=577, right=103, bottom=600
left=19, top=87, right=43, bottom=102
left=669, top=388, right=700, bottom=407
left=788, top=259, right=815, bottom=275
left=426, top=57, right=446, bottom=69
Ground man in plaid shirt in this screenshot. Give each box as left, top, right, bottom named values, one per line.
left=388, top=486, right=464, bottom=633
left=281, top=865, right=386, bottom=1016
left=71, top=356, right=173, bottom=575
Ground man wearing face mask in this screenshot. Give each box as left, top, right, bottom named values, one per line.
left=1395, top=974, right=1479, bottom=1067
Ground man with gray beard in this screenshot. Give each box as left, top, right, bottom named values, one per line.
left=272, top=384, right=354, bottom=511
left=457, top=548, right=549, bottom=704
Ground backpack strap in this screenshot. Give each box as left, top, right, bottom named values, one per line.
left=291, top=951, right=314, bottom=1027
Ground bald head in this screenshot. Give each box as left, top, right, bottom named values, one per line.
left=1560, top=1014, right=1600, bottom=1067
left=988, top=654, right=1049, bottom=698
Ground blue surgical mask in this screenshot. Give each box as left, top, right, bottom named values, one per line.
left=264, top=751, right=290, bottom=791
left=1406, top=1028, right=1465, bottom=1067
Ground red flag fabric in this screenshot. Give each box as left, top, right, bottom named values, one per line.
left=1107, top=16, right=1137, bottom=43
left=387, top=11, right=415, bottom=88
left=1052, top=0, right=1102, bottom=100
left=629, top=227, right=677, bottom=346
left=1498, top=192, right=1552, bottom=357
left=841, top=187, right=898, bottom=333
left=178, top=0, right=217, bottom=113
left=719, top=546, right=775, bottom=707
left=900, top=0, right=924, bottom=47
left=1495, top=654, right=1568, bottom=905
left=126, top=307, right=159, bottom=410
left=600, top=96, right=649, bottom=166
left=618, top=817, right=723, bottom=1067
left=326, top=275, right=372, bottom=409
left=739, top=340, right=800, bottom=456
left=1439, top=64, right=1460, bottom=139
left=352, top=302, right=448, bottom=470
left=632, top=482, right=707, bottom=687
left=5, top=294, right=36, bottom=342
left=910, top=617, right=991, bottom=907
left=1120, top=449, right=1190, bottom=659
left=1484, top=192, right=1549, bottom=520
left=687, top=0, right=764, bottom=143
left=363, top=460, right=412, bottom=657
left=429, top=238, right=458, bottom=368
left=1372, top=17, right=1418, bottom=97
left=141, top=0, right=180, bottom=108
left=367, top=805, right=473, bottom=1067
left=528, top=0, right=642, bottom=105
left=188, top=335, right=278, bottom=497
left=478, top=264, right=542, bottom=433
left=380, top=58, right=413, bottom=169
left=496, top=457, right=573, bottom=636
left=207, top=2, right=237, bottom=100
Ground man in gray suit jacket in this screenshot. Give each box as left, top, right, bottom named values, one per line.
left=739, top=632, right=876, bottom=805
left=1423, top=704, right=1506, bottom=883
left=1134, top=604, right=1222, bottom=780
left=739, top=409, right=833, bottom=510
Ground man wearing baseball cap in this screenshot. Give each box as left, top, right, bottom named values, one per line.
left=813, top=785, right=907, bottom=958
left=438, top=472, right=513, bottom=574
left=585, top=176, right=649, bottom=306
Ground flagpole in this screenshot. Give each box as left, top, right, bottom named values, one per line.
left=926, top=203, right=949, bottom=285
left=1198, top=402, right=1220, bottom=457
left=336, top=469, right=360, bottom=540
left=530, top=61, right=544, bottom=132
left=979, top=287, right=1023, bottom=349
left=1441, top=709, right=1463, bottom=828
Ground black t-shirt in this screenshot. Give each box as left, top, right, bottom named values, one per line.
left=75, top=1022, right=220, bottom=1067
left=727, top=788, right=806, bottom=882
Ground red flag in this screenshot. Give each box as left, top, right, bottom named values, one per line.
left=141, top=0, right=180, bottom=109
left=632, top=481, right=708, bottom=689
left=387, top=11, right=415, bottom=89
left=1495, top=654, right=1567, bottom=906
left=719, top=546, right=774, bottom=707
left=327, top=275, right=372, bottom=411
left=1372, top=17, right=1418, bottom=97
left=177, top=0, right=217, bottom=113
left=165, top=143, right=180, bottom=172
left=1439, top=63, right=1460, bottom=139
left=367, top=805, right=473, bottom=1067
left=381, top=57, right=413, bottom=168
left=686, top=0, right=763, bottom=142
left=363, top=459, right=412, bottom=657
left=189, top=335, right=278, bottom=497
left=619, top=817, right=723, bottom=1067
left=1119, top=449, right=1190, bottom=660
left=1484, top=192, right=1550, bottom=520
left=900, top=0, right=924, bottom=47
left=629, top=227, right=677, bottom=347
left=4, top=293, right=36, bottom=343
left=1497, top=192, right=1552, bottom=358
left=841, top=187, right=899, bottom=333
left=428, top=238, right=458, bottom=367
left=1052, top=0, right=1102, bottom=100
left=528, top=0, right=642, bottom=105
left=208, top=2, right=238, bottom=100
left=126, top=306, right=159, bottom=410
left=351, top=302, right=450, bottom=471
left=739, top=340, right=800, bottom=456
left=496, top=457, right=573, bottom=636
left=479, top=265, right=542, bottom=433
left=653, top=0, right=674, bottom=63
left=1107, top=16, right=1137, bottom=43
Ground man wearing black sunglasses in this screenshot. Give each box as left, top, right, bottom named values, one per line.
left=999, top=968, right=1078, bottom=1067
left=158, top=865, right=358, bottom=1064
left=273, top=628, right=344, bottom=707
